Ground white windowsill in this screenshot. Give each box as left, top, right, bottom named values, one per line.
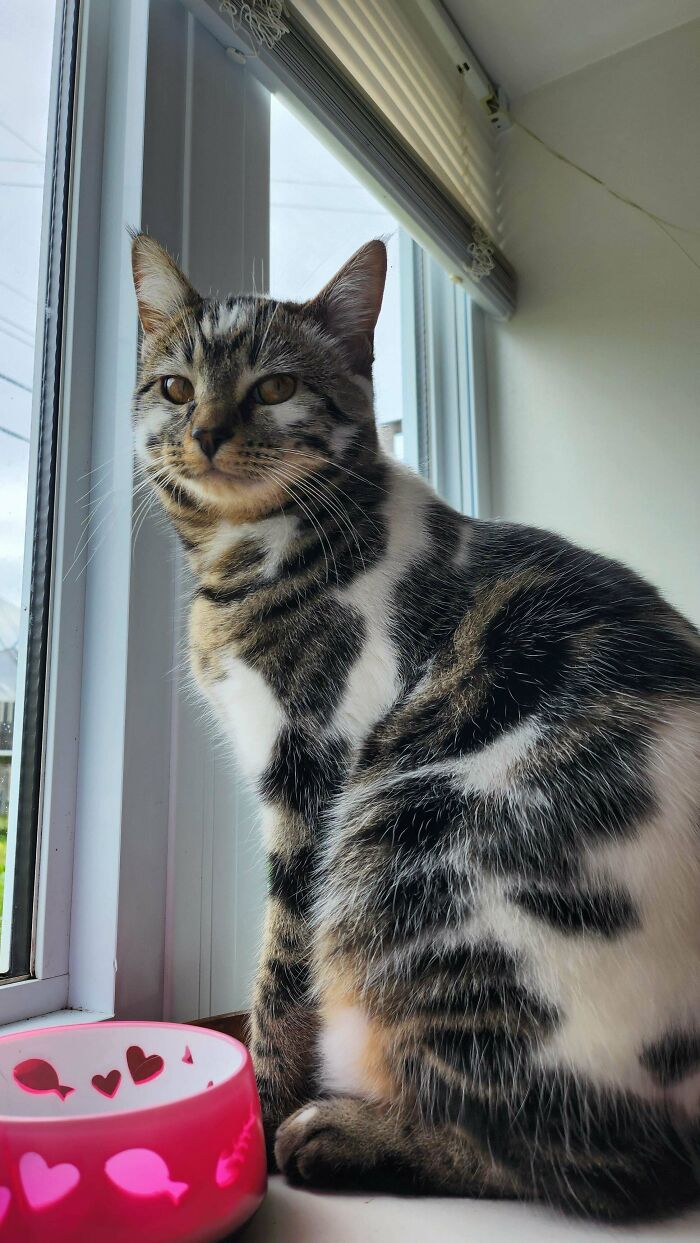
left=240, top=1177, right=700, bottom=1242
left=0, top=1008, right=112, bottom=1038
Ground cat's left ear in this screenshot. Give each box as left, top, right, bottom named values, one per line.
left=306, top=239, right=387, bottom=377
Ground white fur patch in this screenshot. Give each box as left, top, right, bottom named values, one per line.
left=331, top=464, right=431, bottom=741
left=133, top=407, right=170, bottom=463
left=459, top=718, right=542, bottom=796
left=496, top=705, right=700, bottom=1102
left=201, top=514, right=297, bottom=579
left=452, top=521, right=473, bottom=568
left=215, top=303, right=243, bottom=335
left=289, top=1105, right=320, bottom=1131
left=206, top=653, right=283, bottom=778
left=319, top=1004, right=378, bottom=1098
left=268, top=393, right=313, bottom=430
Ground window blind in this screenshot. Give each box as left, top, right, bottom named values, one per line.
left=260, top=0, right=516, bottom=316
left=294, top=0, right=496, bottom=234
left=212, top=0, right=515, bottom=314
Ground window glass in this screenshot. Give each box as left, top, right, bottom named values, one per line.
left=0, top=0, right=59, bottom=966
left=269, top=96, right=407, bottom=460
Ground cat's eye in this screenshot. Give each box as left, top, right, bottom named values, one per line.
left=161, top=375, right=194, bottom=405
left=254, top=374, right=297, bottom=405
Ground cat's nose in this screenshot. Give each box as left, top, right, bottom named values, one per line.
left=191, top=422, right=230, bottom=461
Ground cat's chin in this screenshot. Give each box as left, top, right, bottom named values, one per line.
left=181, top=468, right=295, bottom=523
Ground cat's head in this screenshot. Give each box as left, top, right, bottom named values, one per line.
left=130, top=234, right=386, bottom=522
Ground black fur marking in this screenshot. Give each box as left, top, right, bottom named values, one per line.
left=197, top=582, right=257, bottom=607
left=155, top=475, right=197, bottom=509
left=390, top=504, right=474, bottom=678
left=641, top=1031, right=700, bottom=1086
left=268, top=845, right=317, bottom=915
left=259, top=956, right=311, bottom=1008
left=324, top=396, right=352, bottom=424
left=469, top=724, right=655, bottom=878
left=407, top=941, right=557, bottom=1028
left=511, top=882, right=639, bottom=936
left=136, top=377, right=159, bottom=397
left=380, top=867, right=464, bottom=928
left=246, top=599, right=365, bottom=723
left=425, top=1025, right=533, bottom=1084
left=360, top=778, right=463, bottom=852
left=296, top=431, right=327, bottom=453
left=260, top=728, right=347, bottom=826
left=589, top=618, right=700, bottom=697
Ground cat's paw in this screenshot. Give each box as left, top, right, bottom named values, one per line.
left=275, top=1098, right=376, bottom=1189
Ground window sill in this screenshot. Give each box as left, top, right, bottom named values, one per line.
left=0, top=1007, right=112, bottom=1038
left=239, top=1177, right=700, bottom=1242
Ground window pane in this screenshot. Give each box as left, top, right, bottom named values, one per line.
left=269, top=96, right=409, bottom=462
left=0, top=0, right=60, bottom=972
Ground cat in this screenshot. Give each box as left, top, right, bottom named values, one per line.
left=131, top=233, right=700, bottom=1221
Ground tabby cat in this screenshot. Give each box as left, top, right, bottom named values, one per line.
left=131, top=234, right=700, bottom=1220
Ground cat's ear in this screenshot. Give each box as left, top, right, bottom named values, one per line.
left=130, top=232, right=201, bottom=336
left=306, top=240, right=387, bottom=377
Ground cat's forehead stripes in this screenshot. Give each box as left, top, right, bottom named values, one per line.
left=204, top=300, right=246, bottom=339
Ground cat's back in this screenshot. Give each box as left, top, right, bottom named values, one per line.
left=433, top=512, right=700, bottom=708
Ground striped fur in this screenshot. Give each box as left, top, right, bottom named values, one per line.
left=132, top=235, right=700, bottom=1220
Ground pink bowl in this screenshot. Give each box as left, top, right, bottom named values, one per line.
left=0, top=1020, right=266, bottom=1242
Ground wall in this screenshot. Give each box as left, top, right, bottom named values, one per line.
left=486, top=20, right=700, bottom=624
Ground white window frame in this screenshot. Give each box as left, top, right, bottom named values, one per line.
left=1, top=0, right=491, bottom=1033
left=0, top=0, right=158, bottom=1030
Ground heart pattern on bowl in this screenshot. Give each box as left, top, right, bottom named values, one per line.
left=92, top=1069, right=122, bottom=1098
left=126, top=1045, right=164, bottom=1085
left=182, top=1046, right=193, bottom=1065
left=19, top=1153, right=80, bottom=1211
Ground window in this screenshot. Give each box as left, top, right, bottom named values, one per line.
left=270, top=96, right=408, bottom=461
left=0, top=0, right=64, bottom=978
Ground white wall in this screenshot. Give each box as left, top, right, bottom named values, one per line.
left=486, top=19, right=700, bottom=624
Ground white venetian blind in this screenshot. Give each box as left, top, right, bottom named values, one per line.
left=290, top=0, right=497, bottom=236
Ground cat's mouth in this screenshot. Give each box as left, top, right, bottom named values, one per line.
left=192, top=461, right=256, bottom=484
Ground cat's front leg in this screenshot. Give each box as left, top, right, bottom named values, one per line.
left=250, top=828, right=319, bottom=1167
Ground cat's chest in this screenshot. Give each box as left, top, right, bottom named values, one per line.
left=197, top=627, right=398, bottom=781
left=203, top=654, right=284, bottom=778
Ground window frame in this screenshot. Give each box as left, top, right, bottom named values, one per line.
left=0, top=0, right=156, bottom=1030
left=0, top=0, right=79, bottom=983
left=0, top=0, right=492, bottom=1033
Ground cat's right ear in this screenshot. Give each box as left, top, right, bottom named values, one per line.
left=130, top=232, right=200, bottom=336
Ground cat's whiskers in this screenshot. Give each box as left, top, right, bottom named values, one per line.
left=252, top=450, right=376, bottom=572
left=255, top=461, right=338, bottom=586
left=265, top=457, right=365, bottom=578
left=281, top=468, right=368, bottom=575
